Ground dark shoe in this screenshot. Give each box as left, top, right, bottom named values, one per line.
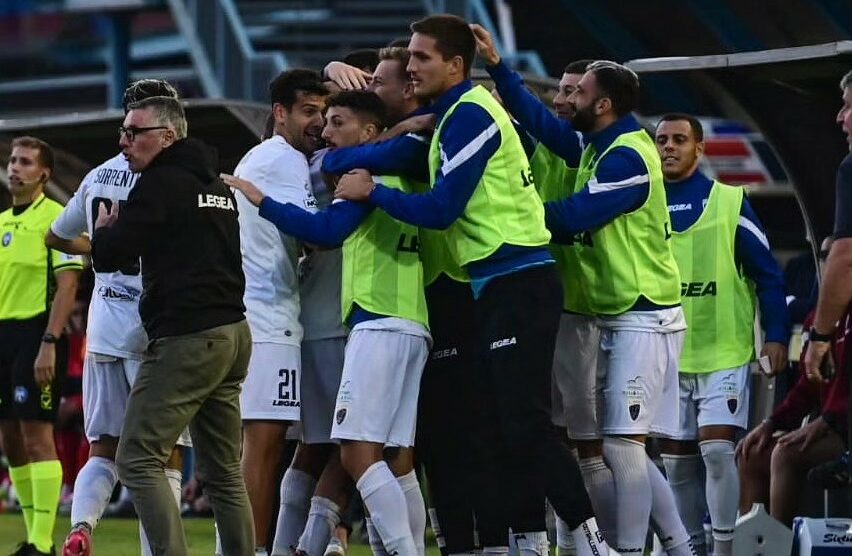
left=8, top=543, right=32, bottom=556
left=808, top=451, right=850, bottom=489
left=25, top=544, right=56, bottom=556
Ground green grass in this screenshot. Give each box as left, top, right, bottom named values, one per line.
left=0, top=513, right=441, bottom=555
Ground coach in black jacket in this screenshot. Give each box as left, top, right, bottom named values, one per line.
left=92, top=96, right=253, bottom=556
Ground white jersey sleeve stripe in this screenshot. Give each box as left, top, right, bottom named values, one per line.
left=588, top=173, right=649, bottom=194
left=738, top=215, right=770, bottom=250
left=441, top=122, right=499, bottom=176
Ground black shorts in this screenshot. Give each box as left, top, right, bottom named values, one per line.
left=0, top=315, right=66, bottom=422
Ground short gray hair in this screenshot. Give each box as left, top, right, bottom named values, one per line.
left=841, top=70, right=852, bottom=91
left=127, top=95, right=188, bottom=139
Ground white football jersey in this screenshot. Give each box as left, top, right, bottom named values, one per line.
left=235, top=135, right=317, bottom=345
left=299, top=149, right=348, bottom=341
left=51, top=153, right=147, bottom=359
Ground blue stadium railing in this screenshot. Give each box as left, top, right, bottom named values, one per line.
left=165, top=0, right=286, bottom=102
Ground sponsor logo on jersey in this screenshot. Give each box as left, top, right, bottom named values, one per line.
left=431, top=347, right=458, bottom=360
left=624, top=377, right=644, bottom=421
left=1, top=231, right=11, bottom=247
left=13, top=386, right=27, bottom=404
left=304, top=197, right=317, bottom=209
left=336, top=408, right=347, bottom=425
left=98, top=285, right=139, bottom=301
left=197, top=194, right=236, bottom=211
left=565, top=231, right=594, bottom=247
left=272, top=399, right=299, bottom=407
left=490, top=337, right=517, bottom=350
left=681, top=281, right=717, bottom=297
left=667, top=203, right=692, bottom=212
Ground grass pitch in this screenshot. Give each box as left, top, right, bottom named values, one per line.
left=0, top=513, right=441, bottom=555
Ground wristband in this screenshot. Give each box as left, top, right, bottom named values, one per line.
left=809, top=327, right=834, bottom=343
left=41, top=333, right=59, bottom=344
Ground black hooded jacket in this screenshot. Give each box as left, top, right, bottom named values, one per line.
left=92, top=138, right=246, bottom=339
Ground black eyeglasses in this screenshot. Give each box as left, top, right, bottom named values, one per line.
left=119, top=126, right=168, bottom=141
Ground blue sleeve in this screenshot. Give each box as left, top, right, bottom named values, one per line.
left=544, top=147, right=649, bottom=238
left=257, top=197, right=372, bottom=248
left=369, top=103, right=500, bottom=230
left=486, top=60, right=582, bottom=166
left=322, top=135, right=430, bottom=182
left=736, top=197, right=790, bottom=343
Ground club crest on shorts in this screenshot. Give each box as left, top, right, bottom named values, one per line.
left=336, top=408, right=347, bottom=425
left=14, top=386, right=28, bottom=404
left=721, top=373, right=739, bottom=414
left=624, top=377, right=644, bottom=421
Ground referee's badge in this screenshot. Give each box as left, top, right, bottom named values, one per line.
left=1, top=231, right=11, bottom=247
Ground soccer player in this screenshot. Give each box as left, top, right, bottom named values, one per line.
left=1, top=136, right=83, bottom=556
left=521, top=58, right=618, bottom=553
left=335, top=15, right=612, bottom=556
left=321, top=46, right=505, bottom=555
left=474, top=25, right=693, bottom=556
left=46, top=79, right=189, bottom=556
left=230, top=69, right=328, bottom=555
left=654, top=114, right=789, bottom=556
left=224, top=89, right=431, bottom=556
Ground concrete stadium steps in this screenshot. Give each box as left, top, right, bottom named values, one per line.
left=236, top=0, right=425, bottom=69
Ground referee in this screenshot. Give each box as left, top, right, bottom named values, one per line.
left=1, top=136, right=83, bottom=556
left=91, top=96, right=252, bottom=556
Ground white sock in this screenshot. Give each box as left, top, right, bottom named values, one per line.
left=556, top=515, right=577, bottom=555
left=165, top=468, right=182, bottom=506
left=397, top=471, right=426, bottom=556
left=700, top=440, right=737, bottom=556
left=602, top=437, right=651, bottom=555
left=366, top=517, right=391, bottom=556
left=296, top=496, right=341, bottom=556
left=578, top=456, right=617, bottom=544
left=512, top=531, right=549, bottom=556
left=428, top=508, right=447, bottom=552
left=255, top=550, right=269, bottom=556
left=214, top=522, right=223, bottom=556
left=70, top=456, right=118, bottom=530
left=271, top=467, right=317, bottom=555
left=482, top=548, right=510, bottom=555
left=661, top=454, right=707, bottom=555
left=645, top=457, right=692, bottom=556
left=570, top=517, right=613, bottom=556
left=357, top=462, right=417, bottom=556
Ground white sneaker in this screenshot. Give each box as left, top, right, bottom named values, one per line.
left=323, top=538, right=346, bottom=556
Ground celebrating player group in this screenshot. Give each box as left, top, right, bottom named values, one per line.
left=2, top=10, right=792, bottom=556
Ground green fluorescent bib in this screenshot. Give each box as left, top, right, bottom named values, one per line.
left=672, top=182, right=756, bottom=373
left=530, top=142, right=593, bottom=314
left=574, top=130, right=681, bottom=315
left=427, top=86, right=550, bottom=268
left=341, top=175, right=428, bottom=328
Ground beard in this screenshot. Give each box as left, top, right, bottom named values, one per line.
left=571, top=103, right=597, bottom=133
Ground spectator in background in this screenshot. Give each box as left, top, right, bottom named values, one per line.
left=737, top=237, right=849, bottom=526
